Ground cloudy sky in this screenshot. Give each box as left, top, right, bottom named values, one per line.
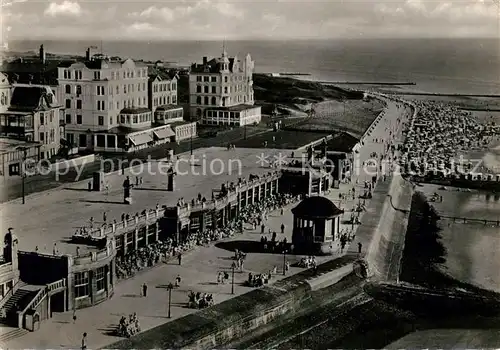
left=2, top=0, right=499, bottom=40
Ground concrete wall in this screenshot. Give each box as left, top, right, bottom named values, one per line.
left=364, top=174, right=413, bottom=282
left=307, top=263, right=354, bottom=291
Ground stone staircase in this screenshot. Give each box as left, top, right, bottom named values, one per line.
left=0, top=287, right=39, bottom=326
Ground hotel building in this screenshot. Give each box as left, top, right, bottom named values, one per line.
left=189, top=49, right=261, bottom=126
left=0, top=84, right=62, bottom=160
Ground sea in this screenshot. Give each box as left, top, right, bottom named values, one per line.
left=7, top=38, right=500, bottom=95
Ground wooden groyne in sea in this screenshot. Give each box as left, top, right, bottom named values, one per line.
left=396, top=92, right=500, bottom=98
left=318, top=81, right=416, bottom=86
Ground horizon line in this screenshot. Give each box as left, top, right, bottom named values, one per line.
left=6, top=36, right=499, bottom=42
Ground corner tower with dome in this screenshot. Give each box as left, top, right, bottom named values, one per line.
left=189, top=45, right=261, bottom=126
left=291, top=196, right=344, bottom=255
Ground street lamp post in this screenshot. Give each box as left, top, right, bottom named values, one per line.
left=167, top=282, right=174, bottom=318
left=190, top=131, right=193, bottom=156
left=231, top=262, right=237, bottom=295
left=244, top=123, right=247, bottom=140
left=282, top=249, right=287, bottom=276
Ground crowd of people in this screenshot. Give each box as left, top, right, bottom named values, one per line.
left=400, top=101, right=497, bottom=176
left=115, top=192, right=297, bottom=280
left=187, top=291, right=214, bottom=309
left=117, top=313, right=141, bottom=338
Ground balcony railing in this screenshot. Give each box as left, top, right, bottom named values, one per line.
left=81, top=171, right=280, bottom=239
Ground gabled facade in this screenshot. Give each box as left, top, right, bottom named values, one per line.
left=148, top=74, right=178, bottom=113
left=0, top=84, right=62, bottom=159
left=189, top=49, right=255, bottom=120
left=0, top=72, right=11, bottom=113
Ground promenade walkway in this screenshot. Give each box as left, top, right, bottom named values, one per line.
left=0, top=98, right=409, bottom=349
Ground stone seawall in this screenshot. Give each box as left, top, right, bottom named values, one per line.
left=364, top=175, right=414, bottom=281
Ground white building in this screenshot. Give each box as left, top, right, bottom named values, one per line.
left=189, top=49, right=261, bottom=126
left=57, top=50, right=149, bottom=150
left=0, top=72, right=11, bottom=113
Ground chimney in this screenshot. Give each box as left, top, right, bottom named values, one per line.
left=86, top=48, right=90, bottom=61
left=203, top=56, right=207, bottom=65
left=39, top=44, right=46, bottom=64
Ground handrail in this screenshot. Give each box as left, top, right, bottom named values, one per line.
left=81, top=171, right=280, bottom=239
left=47, top=278, right=66, bottom=293
left=0, top=279, right=22, bottom=310
left=18, top=287, right=46, bottom=328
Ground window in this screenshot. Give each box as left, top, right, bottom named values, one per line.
left=98, top=116, right=104, bottom=125
left=224, top=76, right=228, bottom=83
left=203, top=76, right=209, bottom=82
left=110, top=116, right=113, bottom=125
left=76, top=85, right=82, bottom=95
left=40, top=113, right=44, bottom=125
left=116, top=101, right=120, bottom=109
left=39, top=132, right=44, bottom=142
left=65, top=99, right=71, bottom=108
left=77, top=115, right=82, bottom=124
left=76, top=100, right=82, bottom=109
left=196, top=76, right=202, bottom=82
left=211, top=86, right=216, bottom=94
left=142, top=82, right=146, bottom=91
left=96, top=267, right=106, bottom=292
left=224, top=87, right=228, bottom=94
left=74, top=272, right=89, bottom=298
left=116, top=86, right=119, bottom=94
left=49, top=111, right=53, bottom=123
left=79, top=134, right=86, bottom=147
left=172, top=96, right=177, bottom=104
left=65, top=85, right=71, bottom=94
left=96, top=86, right=105, bottom=96
left=63, top=70, right=69, bottom=79
left=111, top=72, right=115, bottom=80
left=65, top=114, right=71, bottom=124
left=76, top=71, right=82, bottom=80
left=172, top=82, right=176, bottom=90
left=137, top=83, right=141, bottom=92
left=204, top=86, right=209, bottom=94
left=94, top=71, right=101, bottom=80
left=211, top=97, right=216, bottom=105
left=211, top=76, right=216, bottom=82
left=97, top=101, right=105, bottom=111
left=204, top=96, right=209, bottom=105
left=196, top=86, right=201, bottom=93
left=196, top=96, right=201, bottom=105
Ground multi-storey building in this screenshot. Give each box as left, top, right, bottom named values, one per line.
left=148, top=72, right=178, bottom=113
left=189, top=49, right=261, bottom=126
left=0, top=84, right=62, bottom=159
left=0, top=73, right=11, bottom=113
left=57, top=49, right=151, bottom=151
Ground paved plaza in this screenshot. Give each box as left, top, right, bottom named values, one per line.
left=0, top=98, right=409, bottom=349
left=0, top=147, right=289, bottom=255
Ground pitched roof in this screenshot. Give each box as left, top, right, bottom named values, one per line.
left=1, top=60, right=67, bottom=85
left=8, top=86, right=58, bottom=112
left=327, top=132, right=359, bottom=153
left=292, top=196, right=343, bottom=218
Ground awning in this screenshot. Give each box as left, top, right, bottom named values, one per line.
left=153, top=127, right=175, bottom=140
left=129, top=133, right=153, bottom=146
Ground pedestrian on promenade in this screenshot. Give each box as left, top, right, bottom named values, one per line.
left=280, top=208, right=284, bottom=216
left=175, top=274, right=181, bottom=287
left=142, top=283, right=148, bottom=297
left=178, top=253, right=182, bottom=265
left=73, top=308, right=77, bottom=323
left=103, top=212, right=107, bottom=223
left=87, top=181, right=92, bottom=192
left=81, top=332, right=87, bottom=350
left=135, top=176, right=139, bottom=186
left=280, top=223, right=285, bottom=234
left=358, top=242, right=362, bottom=254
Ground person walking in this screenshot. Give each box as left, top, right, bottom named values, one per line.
left=142, top=282, right=148, bottom=297
left=280, top=223, right=285, bottom=234
left=72, top=308, right=77, bottom=324
left=81, top=332, right=87, bottom=350
left=358, top=242, right=362, bottom=254
left=103, top=211, right=107, bottom=223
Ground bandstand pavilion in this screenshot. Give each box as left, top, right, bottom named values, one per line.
left=291, top=196, right=344, bottom=255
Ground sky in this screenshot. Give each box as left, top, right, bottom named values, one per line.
left=1, top=0, right=499, bottom=40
